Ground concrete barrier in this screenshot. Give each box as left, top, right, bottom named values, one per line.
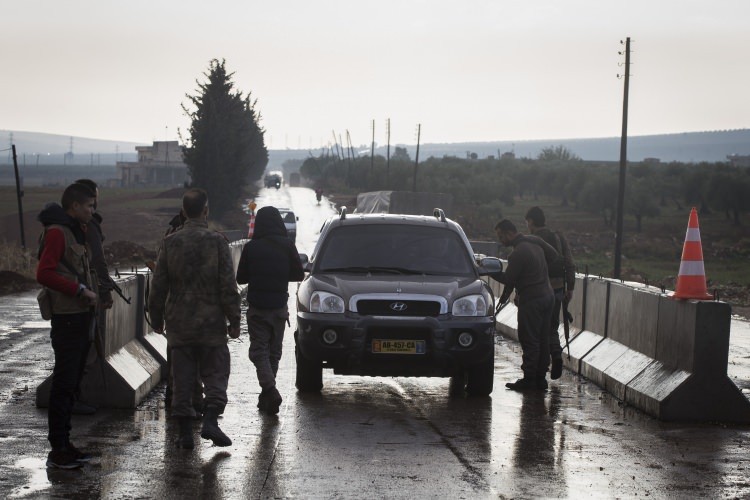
left=37, top=274, right=163, bottom=409
left=492, top=269, right=750, bottom=422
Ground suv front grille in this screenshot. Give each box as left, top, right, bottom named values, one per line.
left=357, top=300, right=441, bottom=317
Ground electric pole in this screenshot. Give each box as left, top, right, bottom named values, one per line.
left=413, top=124, right=421, bottom=192
left=370, top=120, right=375, bottom=175
left=614, top=37, right=631, bottom=279
left=386, top=118, right=391, bottom=187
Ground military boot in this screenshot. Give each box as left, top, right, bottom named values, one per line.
left=176, top=417, right=194, bottom=449
left=200, top=406, right=232, bottom=447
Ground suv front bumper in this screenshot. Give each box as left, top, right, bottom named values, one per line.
left=296, top=312, right=495, bottom=377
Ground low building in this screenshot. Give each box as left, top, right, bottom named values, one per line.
left=116, top=141, right=189, bottom=187
left=727, top=154, right=750, bottom=167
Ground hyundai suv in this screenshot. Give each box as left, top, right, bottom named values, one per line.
left=294, top=208, right=502, bottom=396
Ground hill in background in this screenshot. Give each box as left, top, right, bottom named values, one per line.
left=2, top=128, right=749, bottom=170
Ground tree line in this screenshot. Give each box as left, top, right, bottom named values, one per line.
left=300, top=146, right=750, bottom=229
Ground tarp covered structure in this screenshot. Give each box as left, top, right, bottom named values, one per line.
left=355, top=191, right=453, bottom=217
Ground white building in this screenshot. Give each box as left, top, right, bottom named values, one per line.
left=116, top=141, right=189, bottom=187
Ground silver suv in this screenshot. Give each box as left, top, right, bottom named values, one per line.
left=295, top=208, right=502, bottom=396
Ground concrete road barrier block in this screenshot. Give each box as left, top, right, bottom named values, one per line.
left=607, top=283, right=659, bottom=358
left=564, top=330, right=604, bottom=375
left=583, top=278, right=609, bottom=337
left=495, top=303, right=518, bottom=341
left=36, top=274, right=162, bottom=409
left=596, top=345, right=656, bottom=401
left=579, top=338, right=631, bottom=397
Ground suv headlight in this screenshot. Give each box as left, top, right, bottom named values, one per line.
left=310, top=291, right=345, bottom=313
left=452, top=295, right=487, bottom=317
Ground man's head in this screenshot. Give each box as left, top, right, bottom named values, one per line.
left=494, top=219, right=518, bottom=246
left=182, top=188, right=209, bottom=219
left=525, top=206, right=545, bottom=232
left=62, top=183, right=96, bottom=224
left=75, top=179, right=99, bottom=210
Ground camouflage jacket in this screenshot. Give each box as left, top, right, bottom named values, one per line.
left=148, top=219, right=241, bottom=347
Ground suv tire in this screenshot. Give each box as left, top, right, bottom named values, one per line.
left=295, top=344, right=323, bottom=392
left=465, top=355, right=494, bottom=397
left=449, top=373, right=467, bottom=396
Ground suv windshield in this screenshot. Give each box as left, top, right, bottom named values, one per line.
left=316, top=225, right=475, bottom=276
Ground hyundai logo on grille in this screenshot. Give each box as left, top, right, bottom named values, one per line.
left=390, top=302, right=408, bottom=312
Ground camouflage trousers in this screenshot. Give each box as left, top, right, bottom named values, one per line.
left=247, top=305, right=289, bottom=391
left=170, top=344, right=230, bottom=418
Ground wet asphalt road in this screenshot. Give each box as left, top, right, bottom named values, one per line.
left=1, top=186, right=749, bottom=499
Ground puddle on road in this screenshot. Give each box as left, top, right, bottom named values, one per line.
left=19, top=321, right=50, bottom=329
left=9, top=458, right=50, bottom=499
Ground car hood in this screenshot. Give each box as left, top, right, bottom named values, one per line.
left=309, top=273, right=485, bottom=303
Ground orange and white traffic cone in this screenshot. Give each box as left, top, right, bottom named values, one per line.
left=247, top=212, right=256, bottom=238
left=673, top=207, right=713, bottom=300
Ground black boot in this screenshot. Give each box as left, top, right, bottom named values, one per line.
left=176, top=417, right=194, bottom=449
left=201, top=406, right=232, bottom=447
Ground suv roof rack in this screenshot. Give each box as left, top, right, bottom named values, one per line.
left=433, top=208, right=446, bottom=222
left=340, top=206, right=347, bottom=220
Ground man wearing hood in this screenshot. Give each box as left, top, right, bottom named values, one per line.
left=237, top=205, right=305, bottom=414
left=36, top=183, right=99, bottom=469
left=148, top=188, right=241, bottom=449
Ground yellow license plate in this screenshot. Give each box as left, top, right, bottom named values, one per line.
left=372, top=339, right=426, bottom=354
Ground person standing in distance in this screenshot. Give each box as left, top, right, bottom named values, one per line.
left=237, top=206, right=305, bottom=414
left=148, top=188, right=241, bottom=449
left=493, top=219, right=556, bottom=391
left=36, top=183, right=99, bottom=468
left=525, top=206, right=576, bottom=380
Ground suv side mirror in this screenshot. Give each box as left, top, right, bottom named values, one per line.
left=299, top=253, right=311, bottom=272
left=477, top=257, right=503, bottom=276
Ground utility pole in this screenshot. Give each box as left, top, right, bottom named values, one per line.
left=12, top=145, right=26, bottom=248
left=614, top=37, right=631, bottom=279
left=386, top=118, right=391, bottom=187
left=346, top=130, right=353, bottom=187
left=413, top=124, right=421, bottom=192
left=370, top=119, right=375, bottom=175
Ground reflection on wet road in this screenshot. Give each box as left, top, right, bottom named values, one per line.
left=0, top=186, right=748, bottom=498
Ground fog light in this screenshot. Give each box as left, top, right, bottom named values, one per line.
left=322, top=329, right=338, bottom=345
left=457, top=331, right=474, bottom=347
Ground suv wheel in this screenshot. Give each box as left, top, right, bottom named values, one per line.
left=465, top=355, right=494, bottom=396
left=449, top=373, right=467, bottom=396
left=295, top=344, right=323, bottom=392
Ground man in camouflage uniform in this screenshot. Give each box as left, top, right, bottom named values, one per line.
left=148, top=188, right=241, bottom=449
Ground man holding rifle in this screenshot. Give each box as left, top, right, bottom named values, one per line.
left=36, top=183, right=99, bottom=469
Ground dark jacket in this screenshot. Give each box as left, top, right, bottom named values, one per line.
left=36, top=203, right=95, bottom=314
left=86, top=212, right=113, bottom=295
left=495, top=233, right=555, bottom=305
left=531, top=226, right=576, bottom=292
left=236, top=206, right=305, bottom=309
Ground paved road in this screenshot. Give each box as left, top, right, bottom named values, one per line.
left=0, top=186, right=748, bottom=499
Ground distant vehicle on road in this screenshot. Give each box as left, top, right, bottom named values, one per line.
left=264, top=170, right=284, bottom=189
left=294, top=208, right=502, bottom=396
left=278, top=208, right=298, bottom=243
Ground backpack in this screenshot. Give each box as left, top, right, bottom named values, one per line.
left=524, top=231, right=566, bottom=279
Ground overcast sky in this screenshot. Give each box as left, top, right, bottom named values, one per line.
left=2, top=1, right=749, bottom=149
